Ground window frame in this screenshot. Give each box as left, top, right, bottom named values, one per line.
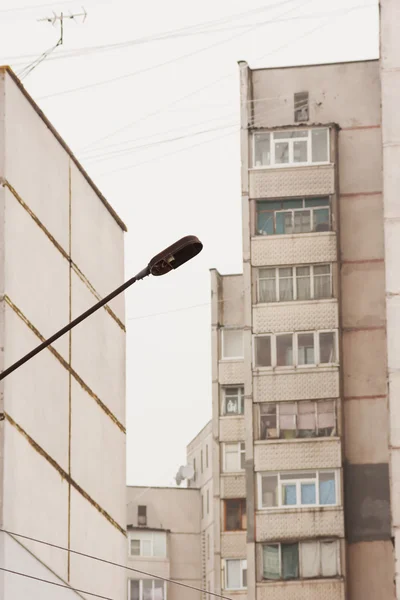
left=224, top=559, right=247, bottom=590
left=224, top=498, right=247, bottom=531
left=222, top=442, right=245, bottom=473
left=128, top=579, right=167, bottom=600
left=258, top=469, right=338, bottom=510
left=262, top=540, right=340, bottom=581
left=258, top=399, right=337, bottom=440
left=221, top=329, right=244, bottom=360
left=257, top=264, right=332, bottom=304
left=255, top=197, right=331, bottom=237
left=252, top=128, right=330, bottom=169
left=253, top=330, right=338, bottom=369
left=128, top=531, right=167, bottom=558
left=221, top=386, right=245, bottom=416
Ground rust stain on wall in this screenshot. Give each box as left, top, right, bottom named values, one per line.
left=4, top=412, right=126, bottom=536
left=4, top=295, right=126, bottom=434
left=0, top=178, right=125, bottom=332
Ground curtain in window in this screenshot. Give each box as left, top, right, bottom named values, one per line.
left=280, top=403, right=296, bottom=438
left=256, top=337, right=272, bottom=367
left=279, top=268, right=293, bottom=301
left=130, top=581, right=140, bottom=600
left=319, top=476, right=336, bottom=504
left=298, top=333, right=315, bottom=365
left=262, top=476, right=278, bottom=507
left=226, top=560, right=241, bottom=588
left=296, top=267, right=311, bottom=300
left=276, top=334, right=293, bottom=366
left=318, top=400, right=335, bottom=430
left=282, top=544, right=299, bottom=579
left=259, top=277, right=276, bottom=302
left=314, top=266, right=331, bottom=298
left=153, top=533, right=167, bottom=557
left=301, top=542, right=320, bottom=578
left=263, top=545, right=280, bottom=579
left=298, top=402, right=316, bottom=436
left=143, top=580, right=153, bottom=600
left=320, top=541, right=338, bottom=577
left=154, top=581, right=164, bottom=600
left=319, top=332, right=335, bottom=363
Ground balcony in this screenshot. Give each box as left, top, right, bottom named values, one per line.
left=221, top=531, right=247, bottom=558
left=250, top=163, right=335, bottom=199
left=256, top=578, right=344, bottom=600
left=252, top=231, right=337, bottom=268
left=253, top=367, right=339, bottom=402
left=220, top=417, right=246, bottom=442
left=254, top=437, right=341, bottom=472
left=253, top=299, right=338, bottom=335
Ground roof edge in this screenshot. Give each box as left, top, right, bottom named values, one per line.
left=246, top=56, right=379, bottom=73
left=1, top=66, right=127, bottom=232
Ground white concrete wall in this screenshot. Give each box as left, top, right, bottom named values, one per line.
left=0, top=68, right=126, bottom=599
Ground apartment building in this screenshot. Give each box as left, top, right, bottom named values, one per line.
left=0, top=67, right=127, bottom=599
left=186, top=421, right=214, bottom=598
left=193, top=13, right=400, bottom=599
left=126, top=487, right=202, bottom=600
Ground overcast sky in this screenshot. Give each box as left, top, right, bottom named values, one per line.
left=0, top=0, right=379, bottom=486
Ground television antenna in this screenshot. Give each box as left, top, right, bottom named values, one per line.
left=18, top=7, right=87, bottom=81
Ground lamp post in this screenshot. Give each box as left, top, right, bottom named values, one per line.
left=0, top=235, right=203, bottom=381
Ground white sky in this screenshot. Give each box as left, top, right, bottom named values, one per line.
left=0, top=0, right=379, bottom=486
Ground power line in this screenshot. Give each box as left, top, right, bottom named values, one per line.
left=80, top=0, right=374, bottom=153
left=78, top=0, right=313, bottom=152
left=0, top=566, right=113, bottom=600
left=0, top=528, right=234, bottom=600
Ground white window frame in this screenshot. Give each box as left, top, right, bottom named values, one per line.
left=262, top=540, right=340, bottom=580
left=253, top=330, right=338, bottom=369
left=222, top=442, right=245, bottom=473
left=257, top=264, right=332, bottom=303
left=258, top=399, right=337, bottom=440
left=128, top=580, right=167, bottom=600
left=221, top=386, right=245, bottom=416
left=221, top=329, right=244, bottom=360
left=252, top=128, right=330, bottom=169
left=258, top=470, right=338, bottom=510
left=255, top=197, right=331, bottom=237
left=128, top=531, right=167, bottom=558
left=224, top=559, right=247, bottom=590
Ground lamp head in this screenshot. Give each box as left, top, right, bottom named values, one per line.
left=149, top=235, right=203, bottom=276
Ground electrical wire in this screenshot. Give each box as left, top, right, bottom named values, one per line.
left=0, top=566, right=113, bottom=600
left=6, top=3, right=373, bottom=66
left=0, top=528, right=234, bottom=600
left=78, top=0, right=314, bottom=152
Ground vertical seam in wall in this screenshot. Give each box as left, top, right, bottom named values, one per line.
left=67, top=159, right=72, bottom=582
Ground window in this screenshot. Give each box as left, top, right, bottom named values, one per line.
left=138, top=506, right=147, bottom=527
left=223, top=442, right=245, bottom=473
left=259, top=470, right=337, bottom=509
left=129, top=580, right=166, bottom=600
left=207, top=489, right=210, bottom=514
left=207, top=534, right=210, bottom=560
left=259, top=400, right=336, bottom=440
left=221, top=387, right=244, bottom=416
left=206, top=444, right=209, bottom=468
left=253, top=128, right=329, bottom=168
left=256, top=197, right=330, bottom=236
left=201, top=450, right=204, bottom=474
left=193, top=459, right=196, bottom=482
left=224, top=499, right=247, bottom=531
left=221, top=329, right=243, bottom=359
left=225, top=559, right=247, bottom=590
left=294, top=91, right=309, bottom=122
left=257, top=265, right=332, bottom=303
left=262, top=540, right=340, bottom=581
left=253, top=331, right=338, bottom=368
left=202, top=495, right=204, bottom=519
left=129, top=531, right=167, bottom=558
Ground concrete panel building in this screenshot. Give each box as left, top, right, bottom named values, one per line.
left=126, top=487, right=202, bottom=600
left=188, top=2, right=400, bottom=598
left=0, top=67, right=127, bottom=599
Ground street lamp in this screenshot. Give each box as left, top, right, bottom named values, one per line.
left=0, top=235, right=203, bottom=381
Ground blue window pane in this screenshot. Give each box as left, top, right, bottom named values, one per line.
left=257, top=211, right=274, bottom=235
left=319, top=477, right=336, bottom=505
left=282, top=199, right=303, bottom=209
left=301, top=483, right=316, bottom=505
left=304, top=198, right=329, bottom=207
left=283, top=484, right=296, bottom=505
